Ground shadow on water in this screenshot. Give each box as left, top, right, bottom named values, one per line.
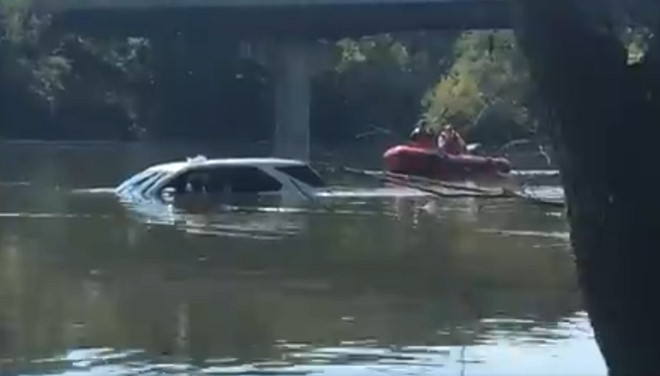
left=0, top=142, right=604, bottom=375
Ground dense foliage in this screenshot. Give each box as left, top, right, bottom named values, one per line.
left=422, top=30, right=537, bottom=146
left=314, top=32, right=457, bottom=142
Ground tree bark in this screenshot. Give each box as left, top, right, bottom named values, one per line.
left=510, top=1, right=660, bottom=375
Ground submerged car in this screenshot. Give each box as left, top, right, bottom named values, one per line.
left=116, top=156, right=326, bottom=202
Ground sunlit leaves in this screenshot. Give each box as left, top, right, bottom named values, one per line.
left=422, top=30, right=534, bottom=140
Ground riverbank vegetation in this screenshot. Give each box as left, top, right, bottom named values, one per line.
left=0, top=2, right=540, bottom=147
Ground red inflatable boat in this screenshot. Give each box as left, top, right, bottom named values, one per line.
left=383, top=144, right=511, bottom=180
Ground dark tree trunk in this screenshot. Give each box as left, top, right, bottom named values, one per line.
left=510, top=1, right=660, bottom=375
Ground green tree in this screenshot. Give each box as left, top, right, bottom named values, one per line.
left=313, top=32, right=457, bottom=142
left=0, top=0, right=151, bottom=139
left=423, top=30, right=536, bottom=145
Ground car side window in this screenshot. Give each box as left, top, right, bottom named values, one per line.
left=276, top=165, right=325, bottom=187
left=165, top=170, right=217, bottom=194
left=228, top=166, right=283, bottom=193
left=164, top=166, right=282, bottom=194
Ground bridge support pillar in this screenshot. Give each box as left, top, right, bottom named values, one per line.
left=273, top=40, right=311, bottom=161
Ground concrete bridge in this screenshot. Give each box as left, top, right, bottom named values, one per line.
left=37, top=0, right=510, bottom=37
left=35, top=0, right=511, bottom=159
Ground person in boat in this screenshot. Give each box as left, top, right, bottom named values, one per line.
left=409, top=121, right=436, bottom=149
left=437, top=124, right=468, bottom=155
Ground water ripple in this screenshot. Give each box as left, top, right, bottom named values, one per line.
left=12, top=313, right=605, bottom=376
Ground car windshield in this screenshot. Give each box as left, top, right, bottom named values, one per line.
left=140, top=171, right=170, bottom=194
left=117, top=169, right=161, bottom=193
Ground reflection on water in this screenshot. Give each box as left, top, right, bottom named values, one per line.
left=8, top=314, right=601, bottom=376
left=0, top=142, right=604, bottom=375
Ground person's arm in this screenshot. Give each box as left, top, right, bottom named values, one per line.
left=451, top=131, right=467, bottom=152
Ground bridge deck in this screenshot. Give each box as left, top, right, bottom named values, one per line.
left=36, top=0, right=504, bottom=11
left=41, top=0, right=510, bottom=38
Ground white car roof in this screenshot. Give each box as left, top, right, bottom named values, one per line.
left=146, top=156, right=307, bottom=174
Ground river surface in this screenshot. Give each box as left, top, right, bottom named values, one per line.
left=0, top=142, right=606, bottom=375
